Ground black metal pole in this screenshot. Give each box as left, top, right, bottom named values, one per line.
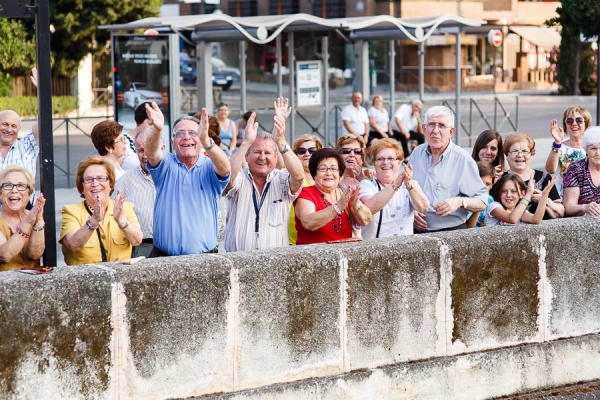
left=597, top=41, right=600, bottom=125
left=34, top=0, right=57, bottom=266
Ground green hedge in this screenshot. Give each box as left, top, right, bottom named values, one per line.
left=0, top=96, right=78, bottom=117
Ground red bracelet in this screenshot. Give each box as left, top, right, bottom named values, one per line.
left=15, top=226, right=31, bottom=238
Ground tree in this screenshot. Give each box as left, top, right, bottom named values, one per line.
left=546, top=0, right=600, bottom=95
left=0, top=19, right=37, bottom=74
left=50, top=0, right=162, bottom=77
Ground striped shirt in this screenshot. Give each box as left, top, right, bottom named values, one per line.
left=113, top=166, right=156, bottom=239
left=0, top=129, right=39, bottom=180
left=224, top=168, right=300, bottom=252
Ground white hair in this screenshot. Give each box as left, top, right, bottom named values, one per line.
left=583, top=126, right=600, bottom=149
left=424, top=106, right=455, bottom=128
left=411, top=99, right=423, bottom=107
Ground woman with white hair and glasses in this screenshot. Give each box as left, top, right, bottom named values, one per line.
left=0, top=165, right=45, bottom=270
left=563, top=126, right=600, bottom=217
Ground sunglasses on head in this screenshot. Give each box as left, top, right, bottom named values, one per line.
left=340, top=148, right=363, bottom=155
left=566, top=117, right=584, bottom=124
left=296, top=147, right=317, bottom=155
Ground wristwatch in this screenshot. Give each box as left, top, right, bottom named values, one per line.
left=279, top=143, right=291, bottom=154
left=204, top=138, right=215, bottom=151
left=462, top=198, right=468, bottom=209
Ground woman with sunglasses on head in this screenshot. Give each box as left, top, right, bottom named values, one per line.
left=295, top=148, right=371, bottom=245
left=545, top=106, right=590, bottom=197
left=359, top=139, right=428, bottom=239
left=60, top=156, right=142, bottom=265
left=0, top=166, right=45, bottom=271
left=288, top=134, right=323, bottom=245
left=91, top=120, right=129, bottom=180
left=335, top=134, right=374, bottom=191
left=504, top=133, right=564, bottom=219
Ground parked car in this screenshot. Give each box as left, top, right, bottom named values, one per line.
left=180, top=58, right=237, bottom=90
left=123, top=82, right=163, bottom=109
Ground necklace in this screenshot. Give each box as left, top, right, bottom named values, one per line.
left=321, top=192, right=343, bottom=233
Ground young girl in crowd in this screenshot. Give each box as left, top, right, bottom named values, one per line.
left=467, top=161, right=495, bottom=228
left=483, top=173, right=556, bottom=226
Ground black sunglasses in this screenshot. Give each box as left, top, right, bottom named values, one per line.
left=565, top=117, right=584, bottom=124
left=297, top=147, right=317, bottom=155
left=340, top=148, right=363, bottom=155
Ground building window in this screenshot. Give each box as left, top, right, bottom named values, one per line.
left=312, top=0, right=345, bottom=19
left=228, top=0, right=258, bottom=17
left=269, top=0, right=299, bottom=14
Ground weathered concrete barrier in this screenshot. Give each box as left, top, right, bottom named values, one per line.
left=1, top=217, right=600, bottom=399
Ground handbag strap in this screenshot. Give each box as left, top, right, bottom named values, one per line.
left=84, top=201, right=108, bottom=263
left=375, top=180, right=383, bottom=239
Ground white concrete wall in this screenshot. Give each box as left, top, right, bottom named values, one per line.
left=1, top=217, right=600, bottom=399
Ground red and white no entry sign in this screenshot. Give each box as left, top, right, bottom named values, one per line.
left=488, top=29, right=503, bottom=47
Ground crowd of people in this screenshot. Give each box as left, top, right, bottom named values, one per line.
left=0, top=85, right=599, bottom=269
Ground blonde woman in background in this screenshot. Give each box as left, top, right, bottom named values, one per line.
left=288, top=134, right=323, bottom=245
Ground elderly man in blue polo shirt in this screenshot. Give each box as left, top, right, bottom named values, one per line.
left=144, top=102, right=231, bottom=256
left=410, top=106, right=488, bottom=233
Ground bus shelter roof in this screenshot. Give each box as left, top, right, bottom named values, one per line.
left=100, top=13, right=486, bottom=44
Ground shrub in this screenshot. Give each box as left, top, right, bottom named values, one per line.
left=0, top=96, right=78, bottom=116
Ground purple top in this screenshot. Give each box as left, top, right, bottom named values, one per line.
left=563, top=158, right=600, bottom=204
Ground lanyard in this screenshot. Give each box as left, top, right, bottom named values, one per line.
left=252, top=181, right=272, bottom=235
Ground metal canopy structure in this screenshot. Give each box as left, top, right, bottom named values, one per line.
left=102, top=13, right=486, bottom=143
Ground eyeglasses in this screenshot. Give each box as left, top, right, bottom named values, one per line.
left=113, top=136, right=126, bottom=144
left=374, top=157, right=399, bottom=163
left=82, top=176, right=109, bottom=184
left=339, top=148, right=363, bottom=155
left=426, top=122, right=450, bottom=131
left=316, top=166, right=339, bottom=173
left=508, top=149, right=531, bottom=156
left=565, top=117, right=584, bottom=124
left=1, top=182, right=29, bottom=191
left=0, top=122, right=19, bottom=131
left=173, top=130, right=199, bottom=138
left=297, top=147, right=317, bottom=155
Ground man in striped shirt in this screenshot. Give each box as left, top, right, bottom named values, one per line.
left=0, top=109, right=39, bottom=182
left=223, top=98, right=305, bottom=252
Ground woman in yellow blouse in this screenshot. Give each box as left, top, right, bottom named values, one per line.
left=59, top=156, right=142, bottom=265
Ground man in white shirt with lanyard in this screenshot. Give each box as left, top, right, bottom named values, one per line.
left=223, top=98, right=304, bottom=252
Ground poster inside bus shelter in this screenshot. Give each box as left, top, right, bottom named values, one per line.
left=113, top=34, right=171, bottom=135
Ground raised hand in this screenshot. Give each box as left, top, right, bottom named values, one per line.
left=493, top=165, right=503, bottom=182
left=113, top=194, right=125, bottom=224
left=244, top=112, right=258, bottom=144
left=90, top=194, right=106, bottom=226
left=336, top=188, right=351, bottom=211
left=33, top=194, right=46, bottom=225
left=542, top=176, right=556, bottom=197
left=30, top=68, right=39, bottom=89
left=274, top=97, right=292, bottom=120
left=272, top=115, right=287, bottom=147
left=550, top=119, right=564, bottom=144
left=525, top=172, right=535, bottom=199
left=348, top=186, right=361, bottom=209
left=145, top=102, right=164, bottom=133
left=197, top=108, right=210, bottom=145
left=404, top=163, right=413, bottom=182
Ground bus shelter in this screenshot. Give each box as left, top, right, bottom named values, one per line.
left=102, top=13, right=485, bottom=145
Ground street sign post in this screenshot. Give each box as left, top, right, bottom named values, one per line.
left=488, top=29, right=503, bottom=48
left=296, top=61, right=322, bottom=107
